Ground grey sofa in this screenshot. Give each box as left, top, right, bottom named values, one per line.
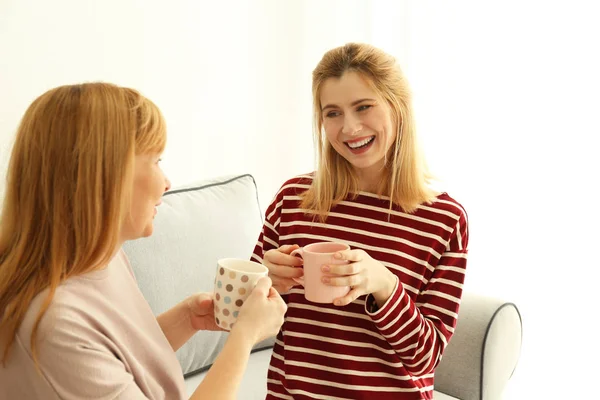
left=124, top=174, right=522, bottom=400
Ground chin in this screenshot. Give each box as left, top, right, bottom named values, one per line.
left=142, top=225, right=154, bottom=237
left=349, top=159, right=383, bottom=170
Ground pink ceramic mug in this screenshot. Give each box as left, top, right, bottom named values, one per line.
left=291, top=242, right=351, bottom=303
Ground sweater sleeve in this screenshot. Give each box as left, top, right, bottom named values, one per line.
left=251, top=187, right=283, bottom=265
left=365, top=207, right=469, bottom=376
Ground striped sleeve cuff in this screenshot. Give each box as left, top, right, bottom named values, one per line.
left=365, top=276, right=401, bottom=317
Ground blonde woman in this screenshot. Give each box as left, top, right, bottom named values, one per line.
left=253, top=43, right=469, bottom=399
left=0, top=83, right=286, bottom=399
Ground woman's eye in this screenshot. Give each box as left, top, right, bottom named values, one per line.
left=325, top=111, right=340, bottom=118
left=357, top=105, right=372, bottom=112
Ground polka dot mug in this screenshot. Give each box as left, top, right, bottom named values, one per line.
left=213, top=258, right=268, bottom=330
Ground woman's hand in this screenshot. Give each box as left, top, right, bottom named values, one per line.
left=233, top=276, right=288, bottom=344
left=187, top=293, right=223, bottom=331
left=263, top=245, right=304, bottom=294
left=322, top=249, right=398, bottom=307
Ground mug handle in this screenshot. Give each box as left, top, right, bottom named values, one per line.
left=290, top=248, right=305, bottom=286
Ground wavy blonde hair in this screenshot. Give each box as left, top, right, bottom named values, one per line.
left=301, top=43, right=436, bottom=218
left=0, top=82, right=166, bottom=365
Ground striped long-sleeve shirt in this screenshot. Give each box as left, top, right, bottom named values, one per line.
left=251, top=175, right=469, bottom=400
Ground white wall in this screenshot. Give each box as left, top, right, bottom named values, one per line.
left=0, top=0, right=382, bottom=209
left=1, top=1, right=599, bottom=398
left=399, top=2, right=600, bottom=398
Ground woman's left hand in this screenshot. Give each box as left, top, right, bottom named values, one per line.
left=322, top=249, right=398, bottom=307
left=187, top=293, right=223, bottom=331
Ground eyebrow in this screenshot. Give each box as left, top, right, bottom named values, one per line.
left=321, top=98, right=376, bottom=112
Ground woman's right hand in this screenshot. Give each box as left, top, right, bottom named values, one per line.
left=263, top=245, right=304, bottom=294
left=233, top=277, right=287, bottom=344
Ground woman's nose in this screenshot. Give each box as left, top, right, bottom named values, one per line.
left=342, top=114, right=362, bottom=135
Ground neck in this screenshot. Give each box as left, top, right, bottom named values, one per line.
left=105, top=238, right=126, bottom=263
left=355, top=162, right=385, bottom=193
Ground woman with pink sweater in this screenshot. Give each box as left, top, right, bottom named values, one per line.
left=0, top=83, right=286, bottom=399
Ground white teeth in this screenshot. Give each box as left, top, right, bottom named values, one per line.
left=347, top=136, right=374, bottom=149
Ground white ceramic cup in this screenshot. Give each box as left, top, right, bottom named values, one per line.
left=213, top=258, right=268, bottom=330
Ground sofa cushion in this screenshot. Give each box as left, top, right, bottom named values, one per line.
left=123, top=174, right=272, bottom=376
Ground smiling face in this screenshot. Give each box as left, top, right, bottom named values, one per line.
left=320, top=71, right=397, bottom=184
left=121, top=153, right=171, bottom=241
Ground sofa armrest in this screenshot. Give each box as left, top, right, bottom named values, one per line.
left=433, top=292, right=522, bottom=400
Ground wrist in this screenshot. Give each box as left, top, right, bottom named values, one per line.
left=228, top=324, right=256, bottom=351
left=185, top=295, right=200, bottom=332
left=373, top=274, right=397, bottom=308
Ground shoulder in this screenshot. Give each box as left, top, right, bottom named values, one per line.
left=17, top=284, right=90, bottom=352
left=275, top=173, right=314, bottom=197
left=421, top=192, right=468, bottom=223
left=17, top=253, right=128, bottom=348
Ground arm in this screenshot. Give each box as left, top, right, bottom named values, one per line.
left=189, top=329, right=253, bottom=400
left=366, top=210, right=469, bottom=375
left=250, top=188, right=283, bottom=265
left=324, top=204, right=469, bottom=375
left=156, top=296, right=198, bottom=352
left=157, top=293, right=222, bottom=352
left=190, top=278, right=286, bottom=400
left=251, top=185, right=303, bottom=295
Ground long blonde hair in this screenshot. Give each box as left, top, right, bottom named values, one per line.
left=0, top=82, right=166, bottom=365
left=301, top=43, right=436, bottom=218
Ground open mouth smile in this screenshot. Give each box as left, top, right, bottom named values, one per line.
left=345, top=136, right=375, bottom=152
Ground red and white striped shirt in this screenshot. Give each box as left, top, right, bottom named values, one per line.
left=252, top=175, right=469, bottom=400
